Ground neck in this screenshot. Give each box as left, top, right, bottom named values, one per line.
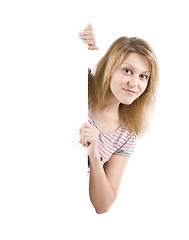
left=94, top=94, right=121, bottom=122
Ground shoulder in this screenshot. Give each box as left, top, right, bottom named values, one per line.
left=119, top=125, right=137, bottom=143
left=114, top=126, right=137, bottom=157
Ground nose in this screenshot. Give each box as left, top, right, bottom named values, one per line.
left=128, top=75, right=138, bottom=87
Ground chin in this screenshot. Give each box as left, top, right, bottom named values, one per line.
left=120, top=99, right=135, bottom=105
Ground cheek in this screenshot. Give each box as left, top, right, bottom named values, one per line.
left=134, top=82, right=148, bottom=100
left=110, top=72, right=123, bottom=89
left=110, top=82, right=117, bottom=97
left=109, top=76, right=118, bottom=92
left=140, top=81, right=149, bottom=93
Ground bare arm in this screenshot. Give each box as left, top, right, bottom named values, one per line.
left=80, top=123, right=129, bottom=214
left=89, top=154, right=129, bottom=214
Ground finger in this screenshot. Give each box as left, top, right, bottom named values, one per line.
left=79, top=136, right=82, bottom=143
left=80, top=36, right=95, bottom=42
left=84, top=23, right=93, bottom=31
left=79, top=122, right=91, bottom=134
left=84, top=35, right=95, bottom=40
left=79, top=134, right=85, bottom=146
left=80, top=128, right=94, bottom=137
left=79, top=34, right=95, bottom=41
left=81, top=39, right=96, bottom=45
left=85, top=122, right=93, bottom=128
left=79, top=131, right=85, bottom=143
left=82, top=136, right=91, bottom=147
left=84, top=136, right=91, bottom=144
left=88, top=45, right=99, bottom=50
left=82, top=136, right=86, bottom=146
left=81, top=141, right=89, bottom=147
left=79, top=30, right=93, bottom=36
left=81, top=122, right=92, bottom=129
left=79, top=124, right=86, bottom=134
left=84, top=136, right=96, bottom=145
left=80, top=129, right=95, bottom=142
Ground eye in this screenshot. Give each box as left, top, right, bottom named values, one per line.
left=122, top=68, right=132, bottom=75
left=140, top=74, right=149, bottom=80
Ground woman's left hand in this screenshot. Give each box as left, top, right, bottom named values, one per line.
left=79, top=122, right=100, bottom=160
left=79, top=23, right=99, bottom=50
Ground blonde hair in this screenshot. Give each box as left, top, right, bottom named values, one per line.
left=88, top=36, right=159, bottom=137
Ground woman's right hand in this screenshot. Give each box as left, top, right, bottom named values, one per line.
left=79, top=122, right=100, bottom=161
left=79, top=23, right=99, bottom=50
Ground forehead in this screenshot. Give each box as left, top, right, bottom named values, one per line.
left=121, top=52, right=151, bottom=72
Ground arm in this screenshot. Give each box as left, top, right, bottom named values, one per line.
left=80, top=123, right=129, bottom=214
left=89, top=154, right=129, bottom=214
left=79, top=23, right=99, bottom=50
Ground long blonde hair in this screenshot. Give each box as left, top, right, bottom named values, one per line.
left=88, top=36, right=159, bottom=137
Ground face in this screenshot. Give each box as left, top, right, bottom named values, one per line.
left=109, top=52, right=151, bottom=105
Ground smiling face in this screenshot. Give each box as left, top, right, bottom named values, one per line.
left=109, top=52, right=151, bottom=105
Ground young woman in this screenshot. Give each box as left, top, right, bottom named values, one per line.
left=79, top=24, right=159, bottom=214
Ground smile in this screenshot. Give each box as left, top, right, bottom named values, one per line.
left=123, top=88, right=137, bottom=95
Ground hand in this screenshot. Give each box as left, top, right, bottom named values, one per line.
left=79, top=23, right=99, bottom=50
left=79, top=122, right=100, bottom=160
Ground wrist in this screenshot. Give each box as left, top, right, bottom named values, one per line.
left=88, top=153, right=101, bottom=164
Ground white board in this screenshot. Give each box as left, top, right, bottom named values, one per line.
left=0, top=0, right=189, bottom=239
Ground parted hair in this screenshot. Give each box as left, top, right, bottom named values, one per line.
left=88, top=36, right=159, bottom=137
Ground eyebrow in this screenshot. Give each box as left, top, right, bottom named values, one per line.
left=121, top=63, right=151, bottom=74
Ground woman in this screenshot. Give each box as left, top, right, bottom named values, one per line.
left=79, top=24, right=159, bottom=214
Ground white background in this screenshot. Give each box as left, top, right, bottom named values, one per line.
left=0, top=0, right=189, bottom=239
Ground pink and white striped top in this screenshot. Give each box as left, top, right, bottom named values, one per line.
left=88, top=106, right=137, bottom=164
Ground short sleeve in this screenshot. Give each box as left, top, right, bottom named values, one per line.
left=114, top=133, right=137, bottom=157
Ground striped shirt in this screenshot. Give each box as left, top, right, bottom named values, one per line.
left=88, top=106, right=137, bottom=164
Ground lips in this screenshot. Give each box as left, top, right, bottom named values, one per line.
left=123, top=88, right=137, bottom=94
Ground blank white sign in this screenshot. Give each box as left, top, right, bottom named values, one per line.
left=0, top=1, right=189, bottom=239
